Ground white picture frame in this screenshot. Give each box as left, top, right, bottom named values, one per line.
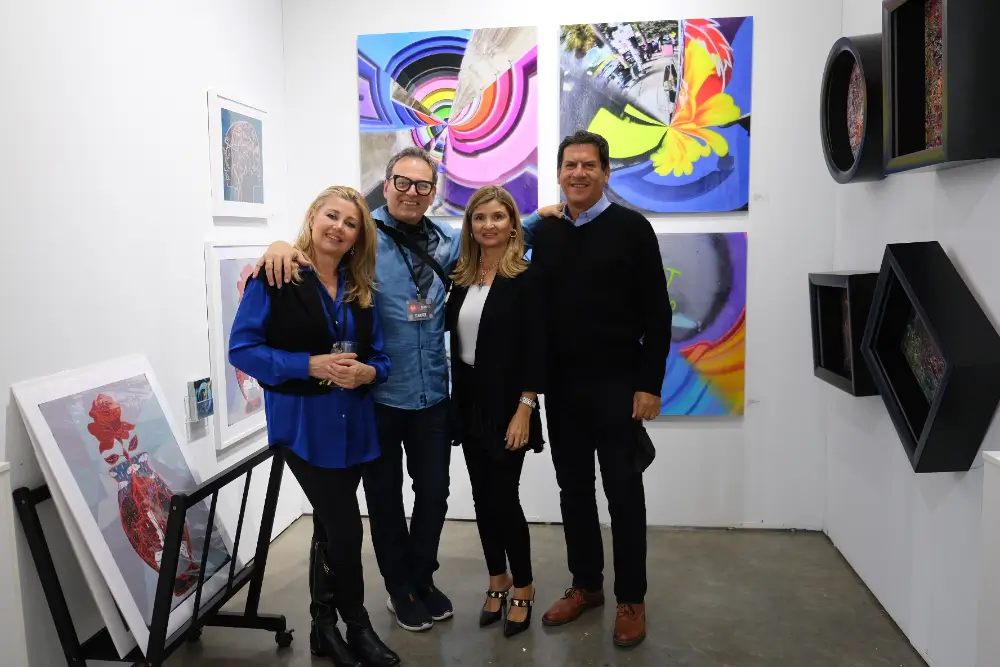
left=204, top=243, right=268, bottom=451
left=11, top=354, right=243, bottom=655
left=206, top=90, right=269, bottom=220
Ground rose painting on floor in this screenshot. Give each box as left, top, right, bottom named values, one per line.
left=12, top=354, right=237, bottom=653
left=37, top=375, right=231, bottom=620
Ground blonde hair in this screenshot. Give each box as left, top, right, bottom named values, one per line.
left=451, top=186, right=528, bottom=287
left=292, top=185, right=378, bottom=308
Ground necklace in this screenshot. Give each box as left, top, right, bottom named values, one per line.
left=477, top=254, right=496, bottom=289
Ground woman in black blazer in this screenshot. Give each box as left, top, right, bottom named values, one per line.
left=445, top=185, right=546, bottom=639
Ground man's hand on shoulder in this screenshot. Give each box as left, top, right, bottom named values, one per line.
left=253, top=241, right=311, bottom=287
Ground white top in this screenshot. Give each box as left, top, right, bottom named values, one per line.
left=0, top=462, right=8, bottom=474
left=984, top=452, right=1000, bottom=470
left=457, top=285, right=491, bottom=366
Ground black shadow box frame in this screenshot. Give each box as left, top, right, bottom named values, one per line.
left=861, top=241, right=1000, bottom=472
left=809, top=271, right=879, bottom=395
left=882, top=0, right=1000, bottom=174
left=820, top=34, right=885, bottom=183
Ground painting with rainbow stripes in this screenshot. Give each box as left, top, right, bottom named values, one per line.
left=357, top=28, right=538, bottom=216
left=658, top=232, right=747, bottom=416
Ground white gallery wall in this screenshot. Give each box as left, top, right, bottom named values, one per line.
left=824, top=2, right=1000, bottom=667
left=282, top=0, right=843, bottom=529
left=0, top=1, right=304, bottom=665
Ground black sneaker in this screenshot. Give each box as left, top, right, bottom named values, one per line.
left=419, top=584, right=454, bottom=621
left=386, top=592, right=433, bottom=632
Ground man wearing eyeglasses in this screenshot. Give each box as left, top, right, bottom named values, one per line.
left=256, top=148, right=483, bottom=635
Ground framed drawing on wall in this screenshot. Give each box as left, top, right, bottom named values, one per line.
left=206, top=90, right=269, bottom=219
left=11, top=354, right=239, bottom=655
left=205, top=243, right=268, bottom=451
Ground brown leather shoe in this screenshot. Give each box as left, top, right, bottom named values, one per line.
left=613, top=603, right=646, bottom=647
left=541, top=587, right=605, bottom=626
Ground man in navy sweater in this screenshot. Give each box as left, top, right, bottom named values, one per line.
left=521, top=131, right=672, bottom=648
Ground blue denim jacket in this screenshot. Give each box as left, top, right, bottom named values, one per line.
left=370, top=206, right=461, bottom=409
left=372, top=205, right=543, bottom=410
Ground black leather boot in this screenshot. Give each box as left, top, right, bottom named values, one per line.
left=310, top=539, right=362, bottom=667
left=342, top=606, right=401, bottom=667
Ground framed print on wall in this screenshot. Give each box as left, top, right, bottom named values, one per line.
left=357, top=27, right=539, bottom=216
left=205, top=243, right=267, bottom=451
left=657, top=232, right=747, bottom=415
left=11, top=354, right=240, bottom=655
left=206, top=90, right=269, bottom=219
left=559, top=18, right=754, bottom=213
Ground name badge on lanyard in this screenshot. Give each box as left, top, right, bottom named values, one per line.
left=406, top=298, right=435, bottom=322
left=399, top=247, right=435, bottom=322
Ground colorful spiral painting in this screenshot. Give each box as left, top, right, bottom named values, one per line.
left=358, top=28, right=538, bottom=215
left=559, top=18, right=753, bottom=213
left=658, top=232, right=747, bottom=415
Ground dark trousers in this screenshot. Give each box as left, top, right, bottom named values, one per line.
left=548, top=409, right=648, bottom=604
left=462, top=440, right=533, bottom=588
left=362, top=400, right=451, bottom=597
left=283, top=448, right=365, bottom=610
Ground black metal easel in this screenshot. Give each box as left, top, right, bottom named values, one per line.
left=12, top=446, right=294, bottom=667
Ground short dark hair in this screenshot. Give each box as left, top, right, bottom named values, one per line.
left=557, top=131, right=610, bottom=172
left=384, top=147, right=438, bottom=182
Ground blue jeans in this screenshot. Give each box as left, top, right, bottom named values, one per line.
left=363, top=399, right=451, bottom=598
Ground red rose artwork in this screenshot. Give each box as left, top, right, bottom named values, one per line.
left=91, top=394, right=200, bottom=596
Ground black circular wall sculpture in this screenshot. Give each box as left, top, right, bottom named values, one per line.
left=820, top=33, right=884, bottom=183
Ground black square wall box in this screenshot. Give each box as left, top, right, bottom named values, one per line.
left=809, top=271, right=879, bottom=396
left=882, top=0, right=1000, bottom=173
left=861, top=241, right=1000, bottom=472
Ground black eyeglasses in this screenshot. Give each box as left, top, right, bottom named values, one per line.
left=391, top=175, right=434, bottom=196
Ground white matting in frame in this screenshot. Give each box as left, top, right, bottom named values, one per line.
left=204, top=243, right=268, bottom=451
left=206, top=90, right=270, bottom=219
left=11, top=354, right=243, bottom=655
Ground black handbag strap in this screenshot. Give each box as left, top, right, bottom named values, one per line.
left=377, top=220, right=452, bottom=293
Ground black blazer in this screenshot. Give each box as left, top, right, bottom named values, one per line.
left=249, top=270, right=374, bottom=396
left=445, top=264, right=546, bottom=453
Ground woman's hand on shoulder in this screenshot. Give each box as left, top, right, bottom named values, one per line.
left=537, top=203, right=563, bottom=219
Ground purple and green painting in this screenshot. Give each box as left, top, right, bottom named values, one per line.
left=658, top=232, right=747, bottom=415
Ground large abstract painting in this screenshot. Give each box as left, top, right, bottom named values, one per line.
left=12, top=354, right=237, bottom=654
left=358, top=28, right=538, bottom=216
left=658, top=232, right=747, bottom=415
left=207, top=90, right=268, bottom=219
left=559, top=18, right=754, bottom=213
left=205, top=244, right=267, bottom=451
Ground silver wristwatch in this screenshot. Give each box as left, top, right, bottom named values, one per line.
left=518, top=396, right=538, bottom=410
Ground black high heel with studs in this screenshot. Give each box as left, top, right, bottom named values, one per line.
left=480, top=589, right=508, bottom=627
left=503, top=591, right=534, bottom=638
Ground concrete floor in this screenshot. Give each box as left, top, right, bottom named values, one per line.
left=166, top=517, right=926, bottom=667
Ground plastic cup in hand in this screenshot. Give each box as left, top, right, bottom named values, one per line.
left=332, top=341, right=358, bottom=355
